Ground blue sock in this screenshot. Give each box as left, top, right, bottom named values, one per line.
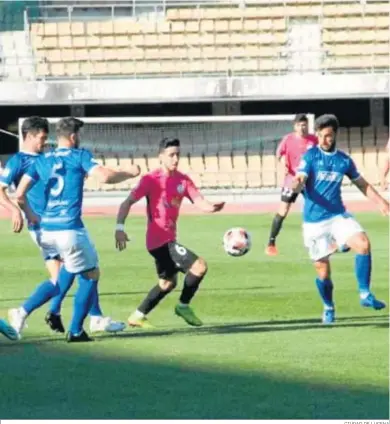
left=22, top=280, right=60, bottom=315
left=355, top=253, right=371, bottom=296
left=89, top=283, right=103, bottom=317
left=49, top=267, right=76, bottom=315
left=69, top=275, right=97, bottom=335
left=315, top=278, right=334, bottom=308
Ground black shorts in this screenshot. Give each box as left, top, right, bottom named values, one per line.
left=281, top=186, right=299, bottom=204
left=149, top=241, right=198, bottom=279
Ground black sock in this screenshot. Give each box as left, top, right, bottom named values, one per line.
left=179, top=272, right=205, bottom=304
left=268, top=213, right=285, bottom=245
left=138, top=285, right=170, bottom=315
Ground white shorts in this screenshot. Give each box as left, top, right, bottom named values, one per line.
left=40, top=228, right=98, bottom=274
left=303, top=214, right=364, bottom=261
left=29, top=229, right=60, bottom=261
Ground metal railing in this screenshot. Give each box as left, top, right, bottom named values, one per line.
left=24, top=0, right=383, bottom=23
left=91, top=136, right=389, bottom=190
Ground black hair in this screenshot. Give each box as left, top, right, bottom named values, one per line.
left=315, top=114, right=339, bottom=132
left=21, top=116, right=49, bottom=140
left=159, top=137, right=180, bottom=153
left=56, top=116, right=84, bottom=139
left=294, top=113, right=308, bottom=123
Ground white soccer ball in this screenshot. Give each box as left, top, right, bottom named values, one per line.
left=223, top=227, right=251, bottom=257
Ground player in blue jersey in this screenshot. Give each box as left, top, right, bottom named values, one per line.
left=0, top=117, right=127, bottom=337
left=9, top=117, right=140, bottom=342
left=293, top=114, right=388, bottom=324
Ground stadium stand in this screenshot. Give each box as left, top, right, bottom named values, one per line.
left=1, top=1, right=389, bottom=191
left=25, top=1, right=390, bottom=78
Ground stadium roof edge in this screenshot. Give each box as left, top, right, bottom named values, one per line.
left=26, top=0, right=383, bottom=9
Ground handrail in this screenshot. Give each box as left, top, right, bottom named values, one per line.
left=27, top=0, right=387, bottom=8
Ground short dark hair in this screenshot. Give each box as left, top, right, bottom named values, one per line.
left=56, top=116, right=84, bottom=139
left=294, top=113, right=308, bottom=123
left=159, top=137, right=180, bottom=153
left=21, top=116, right=49, bottom=140
left=315, top=114, right=339, bottom=132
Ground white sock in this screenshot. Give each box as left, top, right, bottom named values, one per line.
left=178, top=303, right=189, bottom=308
left=324, top=305, right=334, bottom=311
left=19, top=307, right=28, bottom=318
left=360, top=291, right=370, bottom=300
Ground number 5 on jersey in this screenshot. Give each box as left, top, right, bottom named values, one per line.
left=50, top=163, right=65, bottom=197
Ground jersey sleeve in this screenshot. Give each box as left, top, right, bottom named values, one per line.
left=184, top=175, right=201, bottom=202
left=296, top=151, right=313, bottom=177
left=130, top=175, right=150, bottom=201
left=276, top=135, right=288, bottom=158
left=345, top=157, right=360, bottom=181
left=80, top=150, right=100, bottom=175
left=0, top=155, right=20, bottom=187
left=25, top=161, right=40, bottom=183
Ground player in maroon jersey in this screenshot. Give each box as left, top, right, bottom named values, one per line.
left=265, top=114, right=318, bottom=256
left=115, top=137, right=225, bottom=328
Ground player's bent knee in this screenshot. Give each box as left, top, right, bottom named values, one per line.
left=278, top=202, right=290, bottom=217
left=158, top=279, right=176, bottom=292
left=45, top=259, right=62, bottom=281
left=314, top=260, right=331, bottom=280
left=83, top=267, right=100, bottom=281
left=190, top=257, right=208, bottom=277
left=348, top=232, right=370, bottom=255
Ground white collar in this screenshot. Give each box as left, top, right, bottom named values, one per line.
left=20, top=150, right=39, bottom=156
left=319, top=147, right=338, bottom=156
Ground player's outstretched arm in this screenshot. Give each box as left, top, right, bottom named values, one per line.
left=353, top=176, right=389, bottom=216
left=184, top=176, right=225, bottom=213
left=14, top=175, right=40, bottom=228
left=115, top=194, right=138, bottom=251
left=90, top=164, right=141, bottom=184
left=0, top=185, right=24, bottom=233
left=192, top=195, right=225, bottom=213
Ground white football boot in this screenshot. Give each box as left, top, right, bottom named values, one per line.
left=8, top=308, right=28, bottom=339
left=89, top=316, right=126, bottom=333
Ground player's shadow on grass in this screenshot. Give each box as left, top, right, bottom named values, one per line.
left=197, top=319, right=389, bottom=337
left=104, top=314, right=389, bottom=340
left=99, top=286, right=275, bottom=296
left=2, top=315, right=386, bottom=350
left=124, top=320, right=389, bottom=340
left=0, top=286, right=274, bottom=303
left=0, top=342, right=388, bottom=419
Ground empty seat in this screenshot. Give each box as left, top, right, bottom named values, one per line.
left=30, top=3, right=389, bottom=79
left=323, top=29, right=389, bottom=43
left=323, top=15, right=389, bottom=29
left=261, top=155, right=277, bottom=187
left=204, top=154, right=219, bottom=172
left=232, top=153, right=247, bottom=171
left=328, top=55, right=389, bottom=71
left=327, top=42, right=389, bottom=56
left=362, top=151, right=380, bottom=184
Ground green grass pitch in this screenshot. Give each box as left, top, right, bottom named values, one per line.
left=0, top=213, right=388, bottom=419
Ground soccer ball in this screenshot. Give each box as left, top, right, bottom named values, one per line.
left=223, top=227, right=251, bottom=257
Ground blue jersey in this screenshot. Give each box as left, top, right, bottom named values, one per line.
left=0, top=151, right=46, bottom=230
left=297, top=147, right=360, bottom=223
left=26, top=148, right=99, bottom=231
